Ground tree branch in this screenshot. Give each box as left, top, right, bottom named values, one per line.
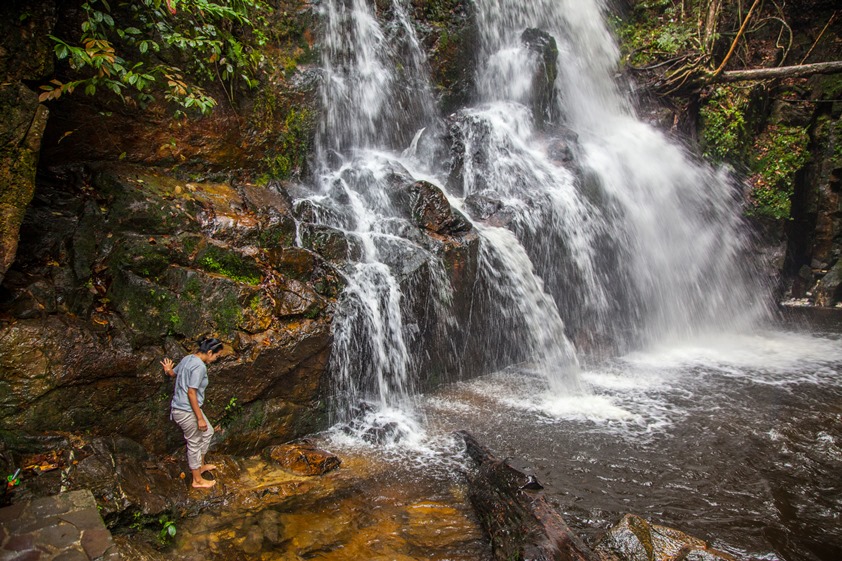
left=712, top=0, right=761, bottom=77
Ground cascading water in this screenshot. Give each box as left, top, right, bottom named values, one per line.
left=302, top=0, right=773, bottom=431
left=304, top=0, right=453, bottom=436
left=463, top=0, right=771, bottom=352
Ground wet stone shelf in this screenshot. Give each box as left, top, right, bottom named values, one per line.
left=0, top=490, right=121, bottom=561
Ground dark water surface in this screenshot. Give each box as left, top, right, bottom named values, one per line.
left=417, top=329, right=842, bottom=561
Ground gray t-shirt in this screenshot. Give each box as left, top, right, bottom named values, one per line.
left=170, top=354, right=208, bottom=411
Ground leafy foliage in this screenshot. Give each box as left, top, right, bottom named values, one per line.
left=747, top=125, right=810, bottom=220
left=261, top=107, right=315, bottom=180
left=700, top=85, right=750, bottom=164
left=614, top=0, right=701, bottom=67
left=40, top=0, right=273, bottom=115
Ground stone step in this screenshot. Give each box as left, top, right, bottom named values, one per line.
left=0, top=489, right=121, bottom=561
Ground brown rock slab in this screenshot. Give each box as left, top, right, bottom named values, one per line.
left=263, top=440, right=341, bottom=476
left=0, top=489, right=121, bottom=561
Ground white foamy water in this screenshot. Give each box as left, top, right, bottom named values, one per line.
left=445, top=331, right=842, bottom=435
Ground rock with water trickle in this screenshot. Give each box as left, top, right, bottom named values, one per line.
left=263, top=440, right=341, bottom=476
left=594, top=514, right=738, bottom=561
left=521, top=28, right=561, bottom=129
left=813, top=259, right=842, bottom=307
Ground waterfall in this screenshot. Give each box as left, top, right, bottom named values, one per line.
left=302, top=0, right=772, bottom=429
left=470, top=0, right=771, bottom=348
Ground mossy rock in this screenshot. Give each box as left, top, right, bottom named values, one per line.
left=95, top=171, right=201, bottom=236
left=194, top=244, right=263, bottom=286
left=107, top=270, right=183, bottom=346
left=108, top=234, right=182, bottom=280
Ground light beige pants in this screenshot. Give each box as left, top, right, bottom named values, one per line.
left=171, top=408, right=214, bottom=470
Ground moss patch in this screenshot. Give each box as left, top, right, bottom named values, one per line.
left=260, top=107, right=315, bottom=181
left=747, top=125, right=811, bottom=220
left=700, top=85, right=752, bottom=164
left=196, top=245, right=262, bottom=285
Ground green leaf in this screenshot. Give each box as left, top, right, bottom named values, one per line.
left=139, top=41, right=148, bottom=54
left=167, top=525, right=176, bottom=537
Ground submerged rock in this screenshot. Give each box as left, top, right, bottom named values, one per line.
left=263, top=440, right=341, bottom=476
left=594, top=514, right=738, bottom=561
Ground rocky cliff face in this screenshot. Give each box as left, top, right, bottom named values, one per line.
left=0, top=163, right=341, bottom=455
left=0, top=0, right=481, bottom=472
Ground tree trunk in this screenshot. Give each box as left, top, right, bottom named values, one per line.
left=456, top=430, right=598, bottom=561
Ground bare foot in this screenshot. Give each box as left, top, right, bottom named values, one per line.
left=192, top=478, right=216, bottom=489
left=200, top=464, right=217, bottom=473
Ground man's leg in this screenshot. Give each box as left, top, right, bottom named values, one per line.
left=198, top=410, right=217, bottom=474
left=172, top=409, right=216, bottom=488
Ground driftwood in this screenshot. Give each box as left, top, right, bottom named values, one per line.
left=456, top=430, right=598, bottom=561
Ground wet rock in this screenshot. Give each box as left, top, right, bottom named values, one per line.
left=60, top=437, right=187, bottom=521
left=814, top=259, right=842, bottom=307
left=263, top=440, right=341, bottom=476
left=456, top=431, right=597, bottom=561
left=445, top=111, right=492, bottom=198
left=408, top=181, right=472, bottom=236
left=0, top=489, right=121, bottom=561
left=464, top=194, right=517, bottom=227
left=594, top=514, right=738, bottom=561
left=521, top=28, right=560, bottom=129
left=299, top=223, right=364, bottom=263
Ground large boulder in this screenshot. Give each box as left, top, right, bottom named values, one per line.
left=0, top=163, right=341, bottom=455
left=263, top=440, right=341, bottom=476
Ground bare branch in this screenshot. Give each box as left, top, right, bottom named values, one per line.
left=712, top=0, right=762, bottom=77
left=800, top=11, right=837, bottom=65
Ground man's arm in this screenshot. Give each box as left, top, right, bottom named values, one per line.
left=187, top=388, right=208, bottom=431
left=161, top=358, right=176, bottom=378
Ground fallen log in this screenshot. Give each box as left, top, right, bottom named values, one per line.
left=714, top=60, right=842, bottom=83
left=455, top=430, right=598, bottom=561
